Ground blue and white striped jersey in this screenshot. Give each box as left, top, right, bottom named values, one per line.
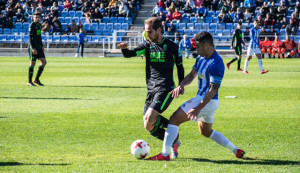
left=193, top=51, right=225, bottom=99
left=249, top=27, right=260, bottom=49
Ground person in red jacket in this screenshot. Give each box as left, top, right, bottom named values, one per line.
left=64, top=0, right=73, bottom=11
left=260, top=37, right=273, bottom=58
left=271, top=35, right=283, bottom=58
left=172, top=8, right=182, bottom=21
left=190, top=34, right=198, bottom=58
left=158, top=0, right=166, bottom=10
left=281, top=35, right=297, bottom=58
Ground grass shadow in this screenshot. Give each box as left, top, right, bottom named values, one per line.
left=56, top=85, right=145, bottom=89
left=188, top=157, right=300, bottom=166
left=0, top=162, right=71, bottom=167
left=0, top=97, right=99, bottom=100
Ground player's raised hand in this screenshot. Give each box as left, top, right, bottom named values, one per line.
left=117, top=42, right=128, bottom=49
left=171, top=85, right=184, bottom=98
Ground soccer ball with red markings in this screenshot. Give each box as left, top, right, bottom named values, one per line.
left=130, top=140, right=150, bottom=159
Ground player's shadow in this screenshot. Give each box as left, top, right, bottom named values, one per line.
left=188, top=157, right=300, bottom=166
left=0, top=162, right=71, bottom=167
left=57, top=85, right=145, bottom=89
left=0, top=97, right=99, bottom=100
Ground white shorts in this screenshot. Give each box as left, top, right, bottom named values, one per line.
left=247, top=47, right=261, bottom=56
left=180, top=95, right=219, bottom=123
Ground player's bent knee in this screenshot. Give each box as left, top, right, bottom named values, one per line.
left=291, top=50, right=295, bottom=56
left=199, top=129, right=212, bottom=138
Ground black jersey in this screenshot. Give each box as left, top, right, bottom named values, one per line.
left=122, top=37, right=184, bottom=91
left=231, top=29, right=245, bottom=47
left=29, top=22, right=43, bottom=50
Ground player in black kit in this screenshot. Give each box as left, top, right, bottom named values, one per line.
left=227, top=22, right=246, bottom=71
left=118, top=17, right=184, bottom=158
left=27, top=12, right=47, bottom=86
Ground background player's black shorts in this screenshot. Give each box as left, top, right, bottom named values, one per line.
left=235, top=46, right=242, bottom=56
left=143, top=90, right=173, bottom=115
left=28, top=47, right=45, bottom=61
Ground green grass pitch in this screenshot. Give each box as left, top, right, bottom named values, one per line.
left=0, top=56, right=299, bottom=172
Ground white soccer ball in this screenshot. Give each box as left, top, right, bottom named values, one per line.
left=130, top=139, right=150, bottom=159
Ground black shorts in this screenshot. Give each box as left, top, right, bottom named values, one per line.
left=28, top=47, right=45, bottom=61
left=235, top=46, right=242, bottom=56
left=143, top=90, right=173, bottom=115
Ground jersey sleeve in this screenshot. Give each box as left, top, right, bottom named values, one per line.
left=209, top=60, right=225, bottom=85
left=192, top=57, right=200, bottom=71
left=172, top=43, right=184, bottom=83
left=231, top=31, right=236, bottom=47
left=121, top=42, right=146, bottom=58
left=29, top=23, right=35, bottom=49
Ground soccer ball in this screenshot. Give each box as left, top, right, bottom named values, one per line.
left=130, top=140, right=150, bottom=159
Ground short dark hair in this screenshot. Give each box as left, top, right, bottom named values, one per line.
left=194, top=32, right=214, bottom=47
left=144, top=17, right=162, bottom=31
left=33, top=12, right=41, bottom=17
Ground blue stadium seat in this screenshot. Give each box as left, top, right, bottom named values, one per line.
left=210, top=23, right=217, bottom=29
left=205, top=17, right=212, bottom=23
left=223, top=29, right=230, bottom=36
left=23, top=35, right=29, bottom=42
left=90, top=36, right=99, bottom=43
left=58, top=17, right=64, bottom=23
left=242, top=23, right=249, bottom=29
left=207, top=11, right=215, bottom=17
left=114, top=23, right=121, bottom=30
left=79, top=17, right=85, bottom=24
left=212, top=17, right=219, bottom=23
left=59, top=5, right=64, bottom=11
left=177, top=29, right=184, bottom=35
left=19, top=29, right=26, bottom=34
left=220, top=36, right=228, bottom=42
left=233, top=23, right=238, bottom=29
left=117, top=31, right=126, bottom=36
left=215, top=29, right=223, bottom=36
left=12, top=28, right=18, bottom=34
left=42, top=35, right=47, bottom=43
left=280, top=29, right=286, bottom=35
left=68, top=36, right=76, bottom=43
left=225, top=23, right=233, bottom=30
left=200, top=29, right=207, bottom=32
left=192, top=29, right=199, bottom=35
left=202, top=23, right=209, bottom=29
left=23, top=22, right=29, bottom=30
left=61, top=23, right=67, bottom=30
left=85, top=36, right=91, bottom=43
left=187, top=23, right=194, bottom=29
left=65, top=17, right=72, bottom=24
left=116, top=37, right=122, bottom=42
left=190, top=17, right=197, bottom=23
left=99, top=23, right=106, bottom=30
left=61, top=11, right=68, bottom=18
left=208, top=29, right=215, bottom=34
left=68, top=11, right=75, bottom=17
left=118, top=17, right=125, bottom=23
left=287, top=10, right=294, bottom=16
left=110, top=17, right=118, bottom=24
left=173, top=23, right=179, bottom=28
left=121, top=23, right=129, bottom=30
left=181, top=17, right=189, bottom=23
left=213, top=36, right=220, bottom=41
left=294, top=36, right=300, bottom=43
left=102, top=17, right=110, bottom=23
left=0, top=35, right=6, bottom=43
left=194, top=23, right=201, bottom=30
left=47, top=36, right=53, bottom=44
left=178, top=23, right=186, bottom=29
left=15, top=22, right=22, bottom=29
left=106, top=23, right=113, bottom=30
left=103, top=29, right=111, bottom=36
left=90, top=23, right=99, bottom=31
left=249, top=23, right=254, bottom=28
left=217, top=23, right=225, bottom=30
left=83, top=23, right=90, bottom=31
left=6, top=35, right=14, bottom=43
left=184, top=29, right=192, bottom=36
left=95, top=29, right=103, bottom=35
left=125, top=17, right=132, bottom=24
left=14, top=35, right=22, bottom=43
left=52, top=35, right=61, bottom=44
left=215, top=10, right=221, bottom=17
left=75, top=11, right=83, bottom=17
left=3, top=28, right=11, bottom=34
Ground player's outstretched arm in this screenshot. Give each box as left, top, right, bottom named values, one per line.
left=118, top=42, right=145, bottom=58
left=171, top=69, right=197, bottom=98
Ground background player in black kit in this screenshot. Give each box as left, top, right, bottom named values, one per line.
left=118, top=17, right=184, bottom=158
left=227, top=22, right=246, bottom=71
left=27, top=12, right=47, bottom=86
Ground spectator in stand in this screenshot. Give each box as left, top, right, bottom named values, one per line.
left=153, top=3, right=163, bottom=17
left=99, top=3, right=106, bottom=17
left=0, top=14, right=6, bottom=29
left=276, top=7, right=285, bottom=21
left=158, top=11, right=166, bottom=22
left=218, top=9, right=232, bottom=23
left=230, top=1, right=237, bottom=13
left=243, top=9, right=252, bottom=23
left=175, top=0, right=184, bottom=10
left=182, top=2, right=193, bottom=17
left=270, top=2, right=277, bottom=12
left=168, top=20, right=176, bottom=33
left=168, top=2, right=176, bottom=13
left=63, top=25, right=71, bottom=35
left=260, top=37, right=273, bottom=58
left=286, top=19, right=298, bottom=35
left=274, top=19, right=282, bottom=29
left=127, top=4, right=137, bottom=20
left=23, top=2, right=32, bottom=17
left=64, top=0, right=73, bottom=11
left=172, top=8, right=182, bottom=22
left=70, top=20, right=79, bottom=35
left=82, top=2, right=91, bottom=14
left=281, top=35, right=297, bottom=58
left=165, top=27, right=175, bottom=41
left=244, top=27, right=250, bottom=42
left=119, top=1, right=128, bottom=17
left=166, top=0, right=173, bottom=8
left=221, top=2, right=230, bottom=14
left=296, top=2, right=300, bottom=12
left=110, top=3, right=119, bottom=17
left=109, top=0, right=118, bottom=7
left=0, top=0, right=5, bottom=12
left=244, top=0, right=256, bottom=11
left=190, top=34, right=198, bottom=58
left=6, top=16, right=14, bottom=29
left=281, top=17, right=288, bottom=29
left=203, top=0, right=211, bottom=9
left=196, top=4, right=208, bottom=18
left=268, top=27, right=278, bottom=41
left=211, top=0, right=219, bottom=11
left=268, top=8, right=276, bottom=21
left=271, top=35, right=283, bottom=58
left=259, top=27, right=268, bottom=41
left=195, top=0, right=203, bottom=8
left=53, top=21, right=62, bottom=35
left=166, top=10, right=173, bottom=23
left=158, top=0, right=166, bottom=10
left=50, top=2, right=59, bottom=15
left=5, top=6, right=15, bottom=19
left=52, top=16, right=62, bottom=28
left=186, top=0, right=194, bottom=8
left=36, top=3, right=46, bottom=16
left=264, top=13, right=274, bottom=29
left=256, top=15, right=264, bottom=29
left=16, top=9, right=26, bottom=23
left=239, top=1, right=245, bottom=13
left=161, top=20, right=168, bottom=34
left=256, top=0, right=264, bottom=7
left=258, top=8, right=265, bottom=19
left=291, top=10, right=299, bottom=21
left=75, top=0, right=84, bottom=11
left=191, top=4, right=198, bottom=17
left=179, top=35, right=191, bottom=59
left=15, top=2, right=23, bottom=12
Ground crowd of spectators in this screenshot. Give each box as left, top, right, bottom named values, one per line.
left=0, top=0, right=143, bottom=35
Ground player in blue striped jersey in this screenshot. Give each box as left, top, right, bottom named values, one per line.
left=148, top=32, right=245, bottom=161
left=244, top=20, right=269, bottom=74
